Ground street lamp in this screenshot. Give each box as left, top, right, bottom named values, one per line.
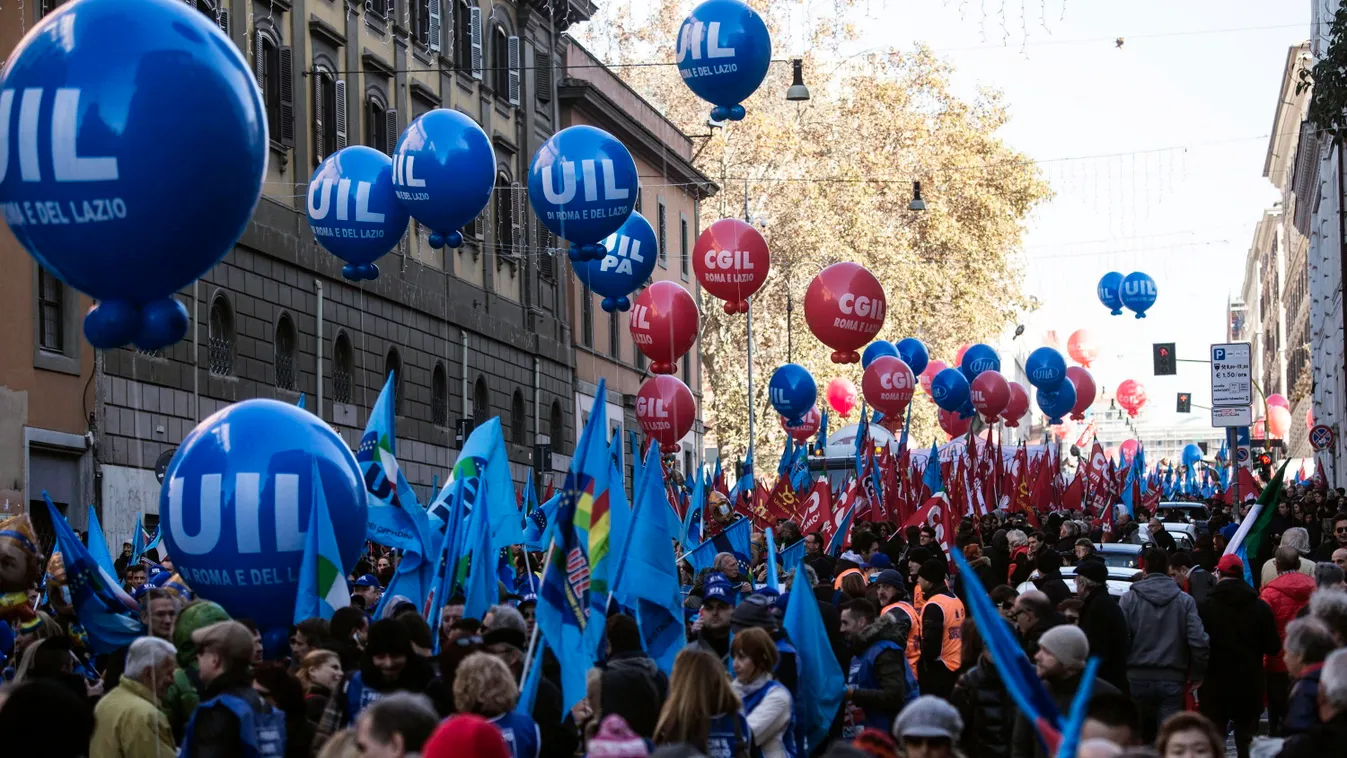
left=786, top=59, right=810, bottom=102
left=909, top=181, right=926, bottom=212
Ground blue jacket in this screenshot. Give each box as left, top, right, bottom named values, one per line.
left=490, top=711, right=541, bottom=758
left=1284, top=664, right=1324, bottom=737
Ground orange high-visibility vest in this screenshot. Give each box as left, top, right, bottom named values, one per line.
left=882, top=601, right=922, bottom=673
left=912, top=584, right=927, bottom=613
left=925, top=593, right=966, bottom=672
left=833, top=567, right=864, bottom=591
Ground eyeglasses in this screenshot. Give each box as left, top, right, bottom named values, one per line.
left=1335, top=527, right=1347, bottom=534
left=454, top=635, right=484, bottom=647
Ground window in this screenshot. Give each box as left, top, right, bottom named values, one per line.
left=683, top=351, right=692, bottom=385
left=274, top=314, right=297, bottom=390
left=313, top=67, right=340, bottom=164
left=657, top=199, right=667, bottom=267
left=37, top=268, right=63, bottom=353
left=581, top=285, right=593, bottom=348
left=634, top=189, right=642, bottom=214
left=473, top=376, right=490, bottom=422
left=549, top=401, right=564, bottom=455
left=608, top=310, right=620, bottom=360
left=680, top=215, right=689, bottom=277
left=432, top=363, right=448, bottom=425
left=491, top=25, right=509, bottom=94
left=384, top=347, right=403, bottom=415
left=684, top=450, right=694, bottom=476
left=454, top=0, right=475, bottom=71
left=511, top=390, right=526, bottom=445
left=495, top=172, right=518, bottom=260
left=193, top=0, right=229, bottom=32
left=635, top=339, right=646, bottom=371
left=333, top=332, right=354, bottom=404
left=411, top=0, right=431, bottom=46
left=366, top=96, right=388, bottom=154
left=366, top=0, right=393, bottom=20
left=208, top=295, right=236, bottom=377
left=254, top=30, right=294, bottom=147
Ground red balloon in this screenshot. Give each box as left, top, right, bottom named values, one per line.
left=630, top=281, right=699, bottom=374
left=970, top=371, right=1010, bottom=422
left=1065, top=366, right=1096, bottom=420
left=1267, top=393, right=1290, bottom=411
left=635, top=376, right=696, bottom=453
left=1116, top=379, right=1147, bottom=417
left=938, top=408, right=971, bottom=439
left=804, top=262, right=887, bottom=364
left=1067, top=329, right=1098, bottom=368
left=1119, top=439, right=1139, bottom=463
left=1001, top=382, right=1030, bottom=427
left=1308, top=407, right=1316, bottom=429
left=780, top=406, right=821, bottom=441
left=955, top=343, right=972, bottom=367
left=918, top=360, right=950, bottom=399
left=1253, top=419, right=1267, bottom=440
left=691, top=219, right=771, bottom=314
left=1104, top=445, right=1120, bottom=463
left=826, top=378, right=858, bottom=416
left=861, top=356, right=915, bottom=417
left=1268, top=406, right=1291, bottom=439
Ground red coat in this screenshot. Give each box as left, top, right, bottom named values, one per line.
left=1259, top=571, right=1316, bottom=673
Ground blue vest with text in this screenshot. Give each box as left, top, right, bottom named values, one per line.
left=707, top=712, right=759, bottom=758
left=343, top=672, right=384, bottom=725
left=741, top=680, right=798, bottom=758
left=844, top=639, right=916, bottom=737
left=179, top=693, right=286, bottom=758
left=489, top=711, right=541, bottom=758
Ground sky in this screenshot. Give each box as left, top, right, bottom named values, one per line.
left=835, top=0, right=1313, bottom=427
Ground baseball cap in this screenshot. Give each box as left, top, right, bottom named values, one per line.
left=1216, top=553, right=1245, bottom=575
left=703, top=579, right=733, bottom=607
left=351, top=574, right=382, bottom=588
left=191, top=621, right=256, bottom=663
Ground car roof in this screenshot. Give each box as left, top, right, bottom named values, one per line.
left=1159, top=502, right=1209, bottom=510
left=1094, top=543, right=1142, bottom=553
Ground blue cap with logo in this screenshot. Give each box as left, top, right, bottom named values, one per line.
left=350, top=574, right=382, bottom=588
left=703, top=572, right=734, bottom=606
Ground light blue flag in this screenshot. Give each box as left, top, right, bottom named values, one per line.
left=462, top=511, right=497, bottom=622
left=44, top=494, right=144, bottom=653
left=524, top=493, right=561, bottom=552
left=783, top=563, right=844, bottom=753
left=142, top=525, right=162, bottom=560
left=826, top=502, right=857, bottom=557
left=129, top=513, right=145, bottom=566
left=614, top=445, right=685, bottom=675
left=765, top=527, right=780, bottom=593
left=817, top=409, right=829, bottom=451
left=84, top=505, right=117, bottom=579
left=923, top=441, right=944, bottom=496
left=456, top=419, right=526, bottom=621
left=358, top=372, right=430, bottom=560
left=425, top=477, right=469, bottom=653
left=683, top=516, right=752, bottom=574
left=1055, top=658, right=1101, bottom=758
left=778, top=436, right=794, bottom=477
left=1121, top=461, right=1139, bottom=517
left=630, top=430, right=644, bottom=496
left=780, top=539, right=807, bottom=574
left=681, top=466, right=705, bottom=551
left=295, top=459, right=352, bottom=623
left=519, top=473, right=539, bottom=535
left=605, top=430, right=633, bottom=610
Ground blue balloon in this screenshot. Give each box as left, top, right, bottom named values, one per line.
left=862, top=341, right=900, bottom=368
left=676, top=0, right=773, bottom=121
left=958, top=399, right=976, bottom=420
left=1098, top=272, right=1125, bottom=316
left=160, top=400, right=367, bottom=630
left=307, top=146, right=410, bottom=280
left=0, top=0, right=266, bottom=350
left=769, top=364, right=817, bottom=424
left=1036, top=381, right=1077, bottom=425
left=528, top=125, right=638, bottom=261
left=895, top=338, right=929, bottom=376
left=1121, top=271, right=1157, bottom=319
left=960, top=343, right=1001, bottom=380
left=573, top=212, right=659, bottom=312
left=392, top=109, right=495, bottom=249
left=930, top=368, right=971, bottom=413
left=1025, top=347, right=1067, bottom=391
left=1182, top=443, right=1203, bottom=467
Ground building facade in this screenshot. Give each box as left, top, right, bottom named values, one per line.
left=8, top=0, right=599, bottom=545
left=559, top=39, right=717, bottom=485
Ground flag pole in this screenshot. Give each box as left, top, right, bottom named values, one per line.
left=518, top=543, right=553, bottom=687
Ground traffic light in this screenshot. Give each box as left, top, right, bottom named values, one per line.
left=1153, top=343, right=1177, bottom=375
left=1257, top=452, right=1273, bottom=480
left=1176, top=393, right=1191, bottom=413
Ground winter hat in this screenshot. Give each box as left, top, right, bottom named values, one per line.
left=852, top=728, right=899, bottom=758
left=866, top=554, right=893, bottom=570
left=172, top=600, right=231, bottom=667
left=905, top=547, right=931, bottom=567
left=422, top=714, right=511, bottom=758
left=730, top=593, right=779, bottom=633
left=1074, top=559, right=1109, bottom=585
left=873, top=569, right=907, bottom=594
left=586, top=715, right=651, bottom=758
left=917, top=558, right=947, bottom=584
left=365, top=618, right=414, bottom=658
left=1038, top=624, right=1090, bottom=672
left=892, top=695, right=963, bottom=741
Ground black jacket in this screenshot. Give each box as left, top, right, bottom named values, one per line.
left=1012, top=672, right=1120, bottom=758
left=356, top=654, right=453, bottom=716
left=1199, top=578, right=1280, bottom=717
left=533, top=668, right=580, bottom=758
left=1078, top=586, right=1131, bottom=695
left=950, top=662, right=1014, bottom=758
left=599, top=651, right=669, bottom=740
left=1278, top=712, right=1347, bottom=758
left=1019, top=613, right=1066, bottom=659
left=1186, top=566, right=1217, bottom=607
left=849, top=613, right=910, bottom=717
left=185, top=669, right=269, bottom=758
left=1033, top=572, right=1072, bottom=609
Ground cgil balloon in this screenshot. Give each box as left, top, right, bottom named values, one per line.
left=804, top=262, right=887, bottom=364
left=1065, top=366, right=1097, bottom=421
left=692, top=218, right=771, bottom=314
left=1001, top=382, right=1030, bottom=427
left=528, top=125, right=638, bottom=262
left=391, top=109, right=495, bottom=250
left=636, top=376, right=696, bottom=453
left=675, top=0, right=772, bottom=122
left=826, top=378, right=859, bottom=416
left=970, top=371, right=1010, bottom=422
left=575, top=211, right=659, bottom=312
left=780, top=406, right=821, bottom=442
left=307, top=146, right=410, bottom=281
left=862, top=356, right=916, bottom=417
left=0, top=0, right=267, bottom=350
left=1067, top=329, right=1098, bottom=368
left=629, top=281, right=699, bottom=375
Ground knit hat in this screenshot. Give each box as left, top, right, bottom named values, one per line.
left=905, top=547, right=931, bottom=566
left=873, top=570, right=907, bottom=595
left=866, top=554, right=893, bottom=570
left=917, top=558, right=947, bottom=584
left=365, top=618, right=414, bottom=658
left=730, top=593, right=779, bottom=633
left=892, top=695, right=963, bottom=741
left=423, top=714, right=511, bottom=758
left=1038, top=624, right=1089, bottom=672
left=1074, top=559, right=1109, bottom=585
left=852, top=728, right=899, bottom=758
left=586, top=715, right=650, bottom=758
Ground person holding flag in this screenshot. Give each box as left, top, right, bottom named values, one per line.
left=839, top=597, right=913, bottom=739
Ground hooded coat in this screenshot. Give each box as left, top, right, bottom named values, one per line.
left=162, top=601, right=232, bottom=742
left=1077, top=584, right=1131, bottom=694
left=950, top=661, right=1014, bottom=758
left=848, top=613, right=910, bottom=718
left=1259, top=571, right=1316, bottom=673
left=599, top=650, right=669, bottom=740
left=1119, top=574, right=1209, bottom=683
left=1197, top=578, right=1281, bottom=717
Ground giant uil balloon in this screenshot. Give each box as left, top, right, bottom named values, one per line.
left=160, top=400, right=366, bottom=630
left=960, top=344, right=1001, bottom=381
left=630, top=281, right=699, bottom=374
left=392, top=109, right=495, bottom=250
left=307, top=146, right=410, bottom=281
left=1067, top=329, right=1099, bottom=368
left=675, top=0, right=772, bottom=122
left=804, top=262, right=887, bottom=364
left=692, top=218, right=771, bottom=314
left=1182, top=444, right=1203, bottom=468
left=1098, top=272, right=1125, bottom=316
left=528, top=125, right=638, bottom=262
left=1001, top=382, right=1030, bottom=427
left=862, top=356, right=915, bottom=417
left=970, top=371, right=1010, bottom=423
left=0, top=0, right=267, bottom=350
left=1065, top=366, right=1097, bottom=421
left=636, top=376, right=696, bottom=452
left=575, top=211, right=659, bottom=312
left=929, top=368, right=971, bottom=413
left=1121, top=272, right=1157, bottom=319
left=780, top=406, right=820, bottom=442
left=895, top=338, right=930, bottom=376
left=769, top=364, right=817, bottom=426
left=1025, top=347, right=1067, bottom=391
left=1036, top=381, right=1077, bottom=426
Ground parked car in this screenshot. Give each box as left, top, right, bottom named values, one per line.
left=1155, top=502, right=1211, bottom=536
left=1018, top=565, right=1140, bottom=599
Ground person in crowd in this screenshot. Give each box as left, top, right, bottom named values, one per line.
left=291, top=618, right=331, bottom=666
left=1167, top=551, right=1215, bottom=606
left=1260, top=545, right=1317, bottom=735
left=730, top=627, right=794, bottom=758
left=1310, top=589, right=1347, bottom=645
left=892, top=695, right=964, bottom=758
left=452, top=652, right=540, bottom=758
left=350, top=575, right=383, bottom=610
left=140, top=588, right=182, bottom=641
left=1058, top=599, right=1083, bottom=626
left=915, top=559, right=965, bottom=698
left=254, top=661, right=316, bottom=758
left=421, top=713, right=512, bottom=758
left=90, top=636, right=178, bottom=758
left=1278, top=649, right=1347, bottom=758
left=962, top=543, right=999, bottom=591
left=804, top=532, right=836, bottom=584
left=1012, top=625, right=1119, bottom=758
left=689, top=576, right=734, bottom=665
left=1079, top=692, right=1140, bottom=749
left=1146, top=519, right=1177, bottom=554
left=329, top=606, right=368, bottom=672
left=237, top=619, right=265, bottom=664
left=1006, top=530, right=1033, bottom=586
left=1074, top=538, right=1097, bottom=565
left=353, top=692, right=440, bottom=758
left=989, top=586, right=1019, bottom=621
left=950, top=622, right=1013, bottom=758
left=0, top=677, right=96, bottom=757
left=1010, top=590, right=1062, bottom=659
left=654, top=648, right=753, bottom=758
left=1283, top=616, right=1339, bottom=736
left=1032, top=551, right=1072, bottom=608
left=1074, top=559, right=1131, bottom=695
left=179, top=621, right=286, bottom=758
left=481, top=605, right=575, bottom=758
left=1311, top=514, right=1347, bottom=562
left=1153, top=712, right=1224, bottom=758
left=124, top=564, right=148, bottom=593
left=1333, top=548, right=1347, bottom=572
left=840, top=598, right=910, bottom=738
left=873, top=569, right=919, bottom=675
left=163, top=600, right=233, bottom=742
left=732, top=593, right=798, bottom=696
left=1261, top=529, right=1317, bottom=584
left=298, top=649, right=344, bottom=729
left=1197, top=553, right=1280, bottom=758
left=597, top=613, right=668, bottom=740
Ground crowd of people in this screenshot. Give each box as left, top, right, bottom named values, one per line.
left=5, top=482, right=1347, bottom=758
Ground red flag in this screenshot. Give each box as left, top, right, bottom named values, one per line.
left=1222, top=467, right=1262, bottom=504
left=1143, top=477, right=1162, bottom=513
left=799, top=479, right=834, bottom=535
left=904, top=494, right=957, bottom=569
left=824, top=479, right=864, bottom=551
left=1087, top=443, right=1111, bottom=512
left=882, top=449, right=905, bottom=524
left=1062, top=469, right=1084, bottom=510
left=1010, top=444, right=1032, bottom=516
left=766, top=475, right=802, bottom=523
left=1029, top=452, right=1055, bottom=516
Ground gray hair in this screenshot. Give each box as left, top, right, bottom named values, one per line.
left=1316, top=562, right=1346, bottom=589
left=1321, top=649, right=1347, bottom=713
left=1285, top=617, right=1338, bottom=666
left=359, top=692, right=439, bottom=753
left=1282, top=527, right=1312, bottom=555
left=483, top=604, right=526, bottom=635
left=1075, top=574, right=1102, bottom=593
left=714, top=551, right=737, bottom=570
left=124, top=636, right=177, bottom=680
left=1077, top=739, right=1123, bottom=758
left=1311, top=589, right=1347, bottom=642
left=786, top=563, right=818, bottom=591
left=1006, top=530, right=1028, bottom=549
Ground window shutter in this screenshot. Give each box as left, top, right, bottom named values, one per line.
left=474, top=213, right=486, bottom=240
left=385, top=109, right=399, bottom=157
left=510, top=181, right=523, bottom=255
left=254, top=32, right=264, bottom=82
left=279, top=46, right=295, bottom=147
left=470, top=7, right=483, bottom=80
left=386, top=0, right=395, bottom=19
left=507, top=36, right=521, bottom=106
left=218, top=9, right=230, bottom=34
left=313, top=76, right=325, bottom=161
left=428, top=0, right=442, bottom=52
left=536, top=58, right=552, bottom=103
left=334, top=79, right=348, bottom=150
